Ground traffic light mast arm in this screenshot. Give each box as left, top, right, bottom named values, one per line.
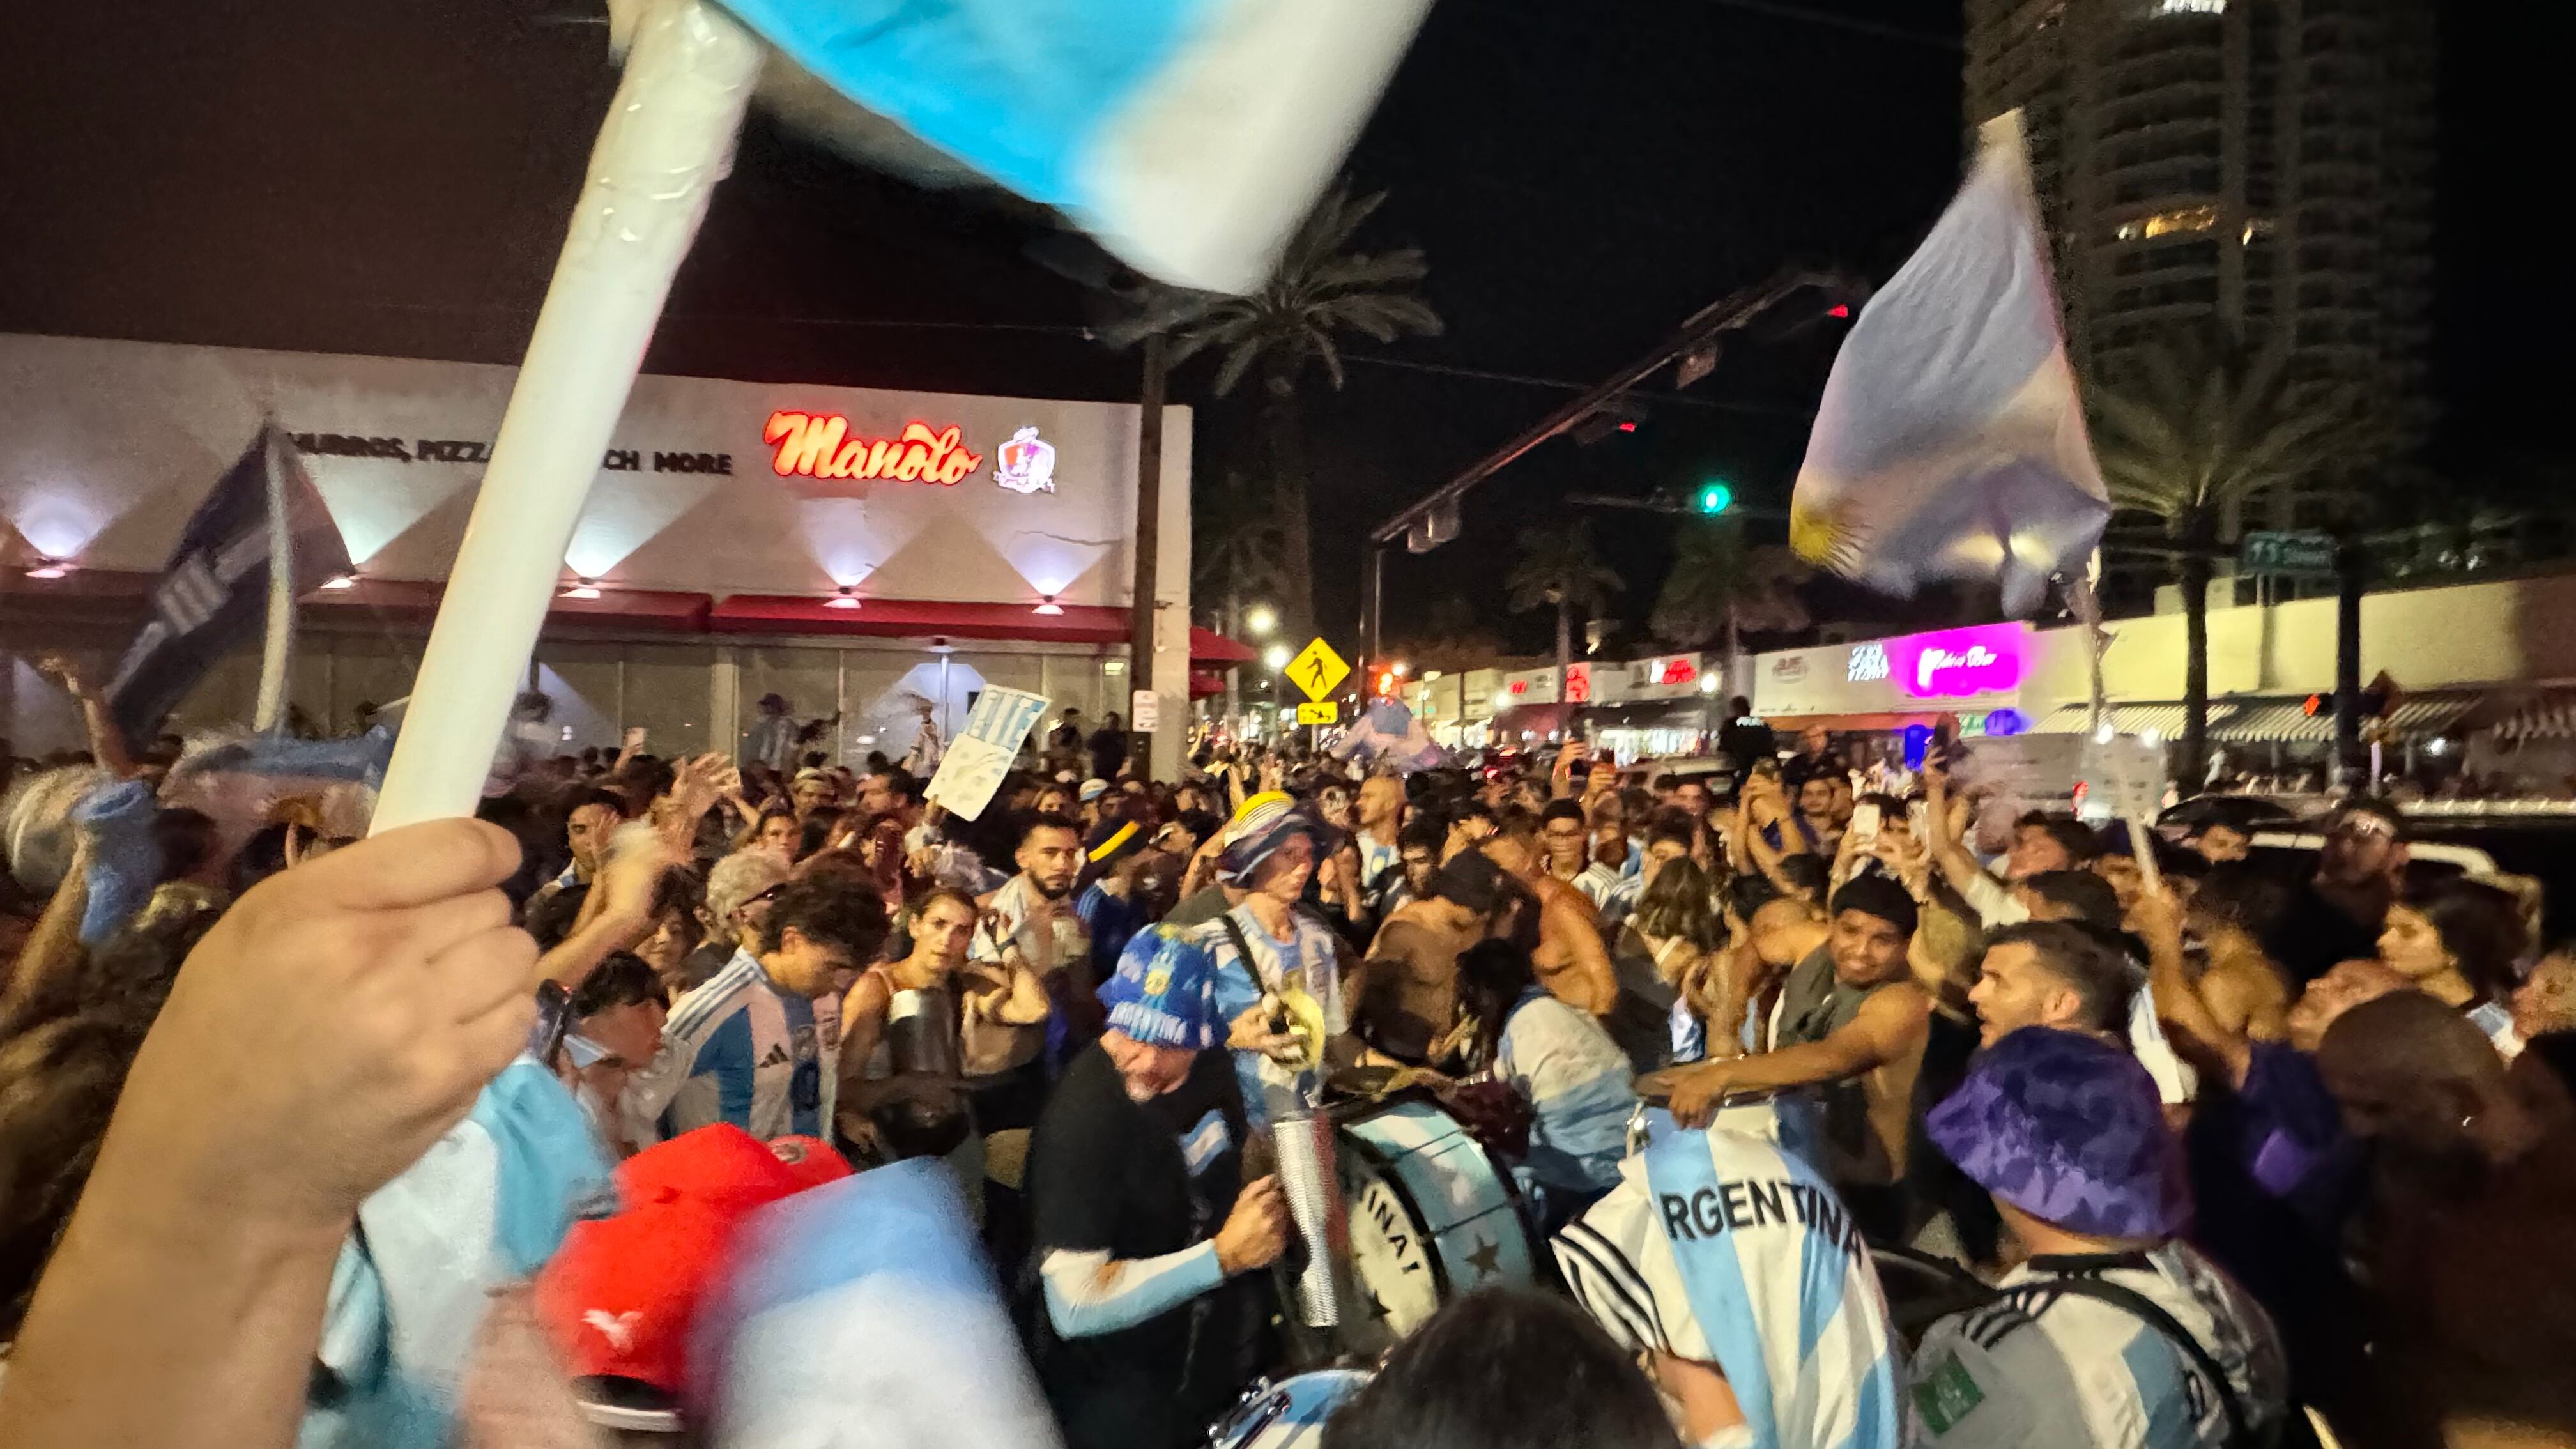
left=1563, top=493, right=1786, bottom=519
left=1368, top=266, right=1866, bottom=546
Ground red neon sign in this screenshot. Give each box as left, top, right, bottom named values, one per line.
left=763, top=411, right=984, bottom=484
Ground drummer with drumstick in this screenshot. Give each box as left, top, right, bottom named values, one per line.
left=1023, top=924, right=1291, bottom=1449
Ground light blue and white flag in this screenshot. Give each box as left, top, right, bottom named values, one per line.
left=303, top=1060, right=616, bottom=1449
left=692, top=1160, right=1062, bottom=1449
left=1327, top=700, right=1448, bottom=773
left=1554, top=1125, right=1905, bottom=1449
left=704, top=0, right=1436, bottom=293
left=1790, top=112, right=2108, bottom=617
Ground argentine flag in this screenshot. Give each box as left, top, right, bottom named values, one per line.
left=1788, top=112, right=2109, bottom=617
left=707, top=0, right=1436, bottom=293
left=1554, top=1123, right=1905, bottom=1449
left=691, top=1160, right=1062, bottom=1448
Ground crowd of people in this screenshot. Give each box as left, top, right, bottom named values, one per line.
left=4, top=687, right=2576, bottom=1449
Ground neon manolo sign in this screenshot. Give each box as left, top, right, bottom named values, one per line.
left=763, top=411, right=985, bottom=484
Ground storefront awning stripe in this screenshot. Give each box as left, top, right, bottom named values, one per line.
left=2210, top=701, right=2337, bottom=744
left=2376, top=694, right=2483, bottom=740
left=2488, top=693, right=2576, bottom=741
left=2028, top=702, right=2212, bottom=737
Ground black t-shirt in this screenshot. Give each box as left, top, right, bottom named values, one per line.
left=1026, top=1043, right=1246, bottom=1448
left=1717, top=719, right=1777, bottom=773
left=2260, top=880, right=2386, bottom=985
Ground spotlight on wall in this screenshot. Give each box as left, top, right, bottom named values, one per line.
left=1034, top=594, right=1065, bottom=616
left=24, top=557, right=69, bottom=580
left=827, top=585, right=861, bottom=610
left=562, top=576, right=602, bottom=600
left=320, top=572, right=358, bottom=591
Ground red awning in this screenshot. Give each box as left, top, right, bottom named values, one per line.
left=710, top=595, right=1130, bottom=643
left=303, top=578, right=711, bottom=632
left=1188, top=627, right=1258, bottom=666
left=1189, top=670, right=1225, bottom=699
left=5, top=570, right=1245, bottom=656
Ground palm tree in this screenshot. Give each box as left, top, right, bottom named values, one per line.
left=2092, top=332, right=2350, bottom=785
left=1507, top=521, right=1624, bottom=705
left=1165, top=186, right=1443, bottom=638
left=1649, top=519, right=1813, bottom=692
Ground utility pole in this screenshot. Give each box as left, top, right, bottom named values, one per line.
left=1129, top=333, right=1166, bottom=777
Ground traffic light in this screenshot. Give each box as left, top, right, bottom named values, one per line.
left=1374, top=669, right=1397, bottom=696
left=1694, top=482, right=1734, bottom=516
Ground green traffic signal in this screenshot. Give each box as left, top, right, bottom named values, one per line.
left=1695, top=482, right=1733, bottom=515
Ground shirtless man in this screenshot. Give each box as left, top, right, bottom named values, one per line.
left=1666, top=875, right=1931, bottom=1241
left=1356, top=852, right=1514, bottom=1062
left=1481, top=816, right=1617, bottom=1016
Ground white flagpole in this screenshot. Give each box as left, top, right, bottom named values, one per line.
left=253, top=428, right=295, bottom=733
left=370, top=0, right=762, bottom=833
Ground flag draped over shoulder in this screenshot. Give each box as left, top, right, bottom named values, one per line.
left=103, top=424, right=351, bottom=748
left=1788, top=112, right=2108, bottom=617
left=705, top=0, right=1433, bottom=293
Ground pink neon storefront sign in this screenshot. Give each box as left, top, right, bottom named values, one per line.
left=1885, top=622, right=2026, bottom=700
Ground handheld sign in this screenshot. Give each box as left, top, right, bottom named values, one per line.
left=923, top=687, right=1048, bottom=821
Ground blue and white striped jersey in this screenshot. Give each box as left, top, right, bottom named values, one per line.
left=1577, top=861, right=1643, bottom=930
left=1557, top=1123, right=1905, bottom=1449
left=1906, top=1243, right=2286, bottom=1449
left=644, top=947, right=822, bottom=1142
left=1493, top=990, right=1637, bottom=1194
left=1197, top=903, right=1347, bottom=1127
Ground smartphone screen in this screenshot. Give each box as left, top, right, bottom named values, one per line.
left=1850, top=801, right=1882, bottom=848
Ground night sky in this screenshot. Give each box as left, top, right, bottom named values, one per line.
left=0, top=0, right=2556, bottom=657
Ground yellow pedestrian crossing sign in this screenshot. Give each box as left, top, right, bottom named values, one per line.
left=1285, top=638, right=1349, bottom=703
left=1295, top=701, right=1340, bottom=726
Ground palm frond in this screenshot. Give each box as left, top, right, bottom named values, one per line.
left=1209, top=339, right=1266, bottom=397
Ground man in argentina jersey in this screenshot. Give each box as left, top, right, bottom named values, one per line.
left=630, top=880, right=888, bottom=1142
left=1555, top=1114, right=1905, bottom=1449
left=1909, top=1028, right=2287, bottom=1448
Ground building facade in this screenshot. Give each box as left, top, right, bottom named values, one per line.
left=0, top=334, right=1202, bottom=774
left=1965, top=0, right=2437, bottom=540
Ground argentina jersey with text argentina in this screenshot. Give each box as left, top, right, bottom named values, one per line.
left=1556, top=1121, right=1905, bottom=1449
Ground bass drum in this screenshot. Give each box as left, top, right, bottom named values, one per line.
left=1333, top=1096, right=1534, bottom=1356
left=1206, top=1368, right=1374, bottom=1449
